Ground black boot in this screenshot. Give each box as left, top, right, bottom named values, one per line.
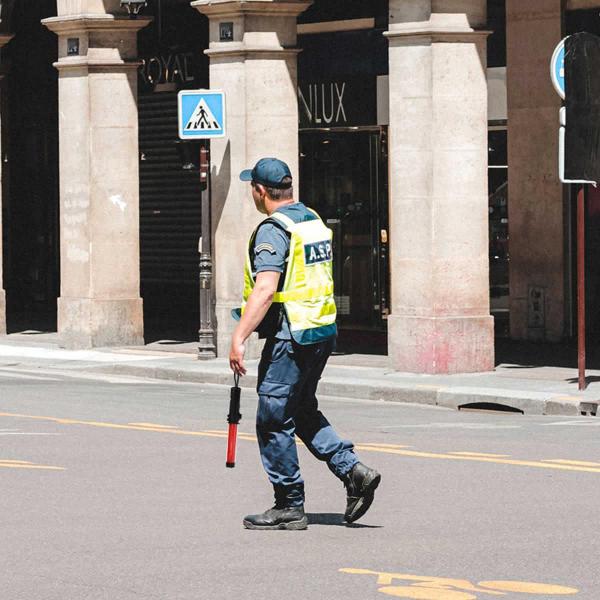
left=344, top=462, right=381, bottom=523
left=243, top=483, right=308, bottom=530
left=243, top=506, right=308, bottom=530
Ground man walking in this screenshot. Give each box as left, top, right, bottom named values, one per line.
left=229, top=157, right=381, bottom=530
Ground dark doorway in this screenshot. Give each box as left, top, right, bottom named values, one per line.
left=300, top=128, right=389, bottom=354
left=137, top=1, right=208, bottom=343
left=2, top=0, right=59, bottom=333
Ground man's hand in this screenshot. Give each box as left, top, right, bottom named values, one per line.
left=228, top=271, right=281, bottom=377
left=229, top=337, right=247, bottom=376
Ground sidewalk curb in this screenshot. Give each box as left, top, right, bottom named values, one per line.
left=89, top=362, right=595, bottom=417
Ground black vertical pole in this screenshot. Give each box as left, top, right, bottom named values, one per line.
left=577, top=184, right=586, bottom=390
left=198, top=142, right=216, bottom=359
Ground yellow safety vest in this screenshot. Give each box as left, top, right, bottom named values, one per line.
left=242, top=207, right=337, bottom=344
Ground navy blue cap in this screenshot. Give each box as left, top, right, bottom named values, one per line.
left=240, top=158, right=292, bottom=189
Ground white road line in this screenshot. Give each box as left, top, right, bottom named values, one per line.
left=0, top=344, right=169, bottom=363
left=46, top=371, right=168, bottom=385
left=0, top=370, right=62, bottom=381
left=0, top=432, right=61, bottom=436
left=545, top=420, right=600, bottom=426
left=0, top=367, right=177, bottom=386
left=378, top=423, right=522, bottom=430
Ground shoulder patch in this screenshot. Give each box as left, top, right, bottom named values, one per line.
left=255, top=242, right=276, bottom=255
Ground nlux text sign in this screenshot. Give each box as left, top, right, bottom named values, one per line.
left=298, top=78, right=376, bottom=128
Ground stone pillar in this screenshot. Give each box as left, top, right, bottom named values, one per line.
left=191, top=0, right=310, bottom=356
left=43, top=2, right=149, bottom=348
left=385, top=1, right=494, bottom=374
left=0, top=32, right=13, bottom=335
left=506, top=1, right=564, bottom=342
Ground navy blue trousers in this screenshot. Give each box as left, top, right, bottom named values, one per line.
left=256, top=336, right=358, bottom=507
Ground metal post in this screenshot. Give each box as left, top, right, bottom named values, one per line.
left=577, top=185, right=586, bottom=390
left=198, top=142, right=216, bottom=359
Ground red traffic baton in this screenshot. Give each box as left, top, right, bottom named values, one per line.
left=226, top=373, right=242, bottom=468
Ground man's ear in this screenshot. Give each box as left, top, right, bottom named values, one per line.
left=255, top=183, right=268, bottom=199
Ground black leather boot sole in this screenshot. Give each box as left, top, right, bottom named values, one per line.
left=243, top=515, right=308, bottom=530
left=345, top=468, right=381, bottom=524
left=243, top=506, right=308, bottom=530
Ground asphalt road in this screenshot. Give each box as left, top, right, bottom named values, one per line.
left=1, top=365, right=599, bottom=600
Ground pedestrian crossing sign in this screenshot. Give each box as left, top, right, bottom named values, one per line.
left=177, top=90, right=226, bottom=139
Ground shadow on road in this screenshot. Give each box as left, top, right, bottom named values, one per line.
left=307, top=513, right=383, bottom=529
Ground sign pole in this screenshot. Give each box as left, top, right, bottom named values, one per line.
left=577, top=184, right=586, bottom=390
left=177, top=89, right=225, bottom=358
left=552, top=38, right=598, bottom=391
left=198, top=142, right=216, bottom=359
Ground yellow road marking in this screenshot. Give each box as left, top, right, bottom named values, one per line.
left=1, top=411, right=599, bottom=476
left=0, top=460, right=64, bottom=471
left=543, top=459, right=600, bottom=467
left=479, top=580, right=579, bottom=594
left=341, top=569, right=578, bottom=598
left=0, top=412, right=229, bottom=438
left=448, top=452, right=511, bottom=458
left=353, top=445, right=600, bottom=474
left=204, top=429, right=256, bottom=441
left=128, top=422, right=180, bottom=429
left=359, top=443, right=411, bottom=449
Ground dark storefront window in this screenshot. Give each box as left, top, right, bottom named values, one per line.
left=298, top=26, right=389, bottom=353
left=566, top=9, right=600, bottom=36
left=489, top=129, right=509, bottom=336
left=487, top=1, right=508, bottom=335
left=300, top=130, right=388, bottom=353
left=138, top=2, right=208, bottom=92
left=137, top=2, right=209, bottom=342
left=566, top=9, right=600, bottom=343
left=488, top=0, right=506, bottom=68
left=299, top=29, right=388, bottom=81
left=299, top=0, right=388, bottom=28
left=2, top=0, right=59, bottom=332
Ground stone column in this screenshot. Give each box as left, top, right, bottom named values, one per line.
left=385, top=0, right=494, bottom=374
left=191, top=0, right=310, bottom=356
left=0, top=32, right=13, bottom=335
left=506, top=1, right=564, bottom=342
left=43, top=2, right=149, bottom=348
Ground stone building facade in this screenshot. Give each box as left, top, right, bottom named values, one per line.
left=0, top=0, right=596, bottom=373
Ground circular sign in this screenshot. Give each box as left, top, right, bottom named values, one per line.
left=550, top=38, right=566, bottom=99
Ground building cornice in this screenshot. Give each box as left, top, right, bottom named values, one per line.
left=298, top=18, right=375, bottom=35
left=52, top=58, right=142, bottom=72
left=204, top=46, right=301, bottom=58
left=42, top=14, right=152, bottom=35
left=385, top=26, right=491, bottom=43
left=192, top=0, right=312, bottom=19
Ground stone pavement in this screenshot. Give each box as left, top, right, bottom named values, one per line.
left=0, top=332, right=598, bottom=417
